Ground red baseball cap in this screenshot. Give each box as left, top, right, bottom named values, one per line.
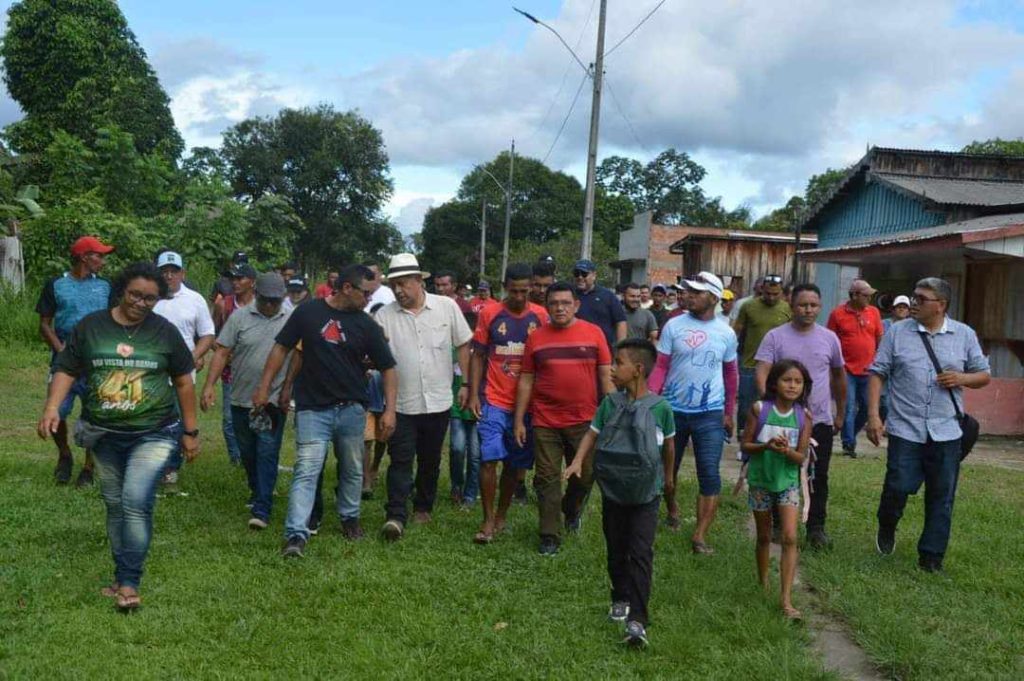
left=70, top=236, right=115, bottom=257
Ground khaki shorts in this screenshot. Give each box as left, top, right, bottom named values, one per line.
left=364, top=411, right=387, bottom=441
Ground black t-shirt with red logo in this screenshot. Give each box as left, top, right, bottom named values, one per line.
left=275, top=299, right=396, bottom=410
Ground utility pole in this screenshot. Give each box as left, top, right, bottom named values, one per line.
left=580, top=0, right=607, bottom=260
left=500, top=139, right=515, bottom=283
left=479, top=198, right=487, bottom=278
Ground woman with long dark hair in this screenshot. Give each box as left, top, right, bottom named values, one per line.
left=37, top=261, right=200, bottom=611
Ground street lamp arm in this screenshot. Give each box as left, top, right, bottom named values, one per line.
left=514, top=7, right=590, bottom=75
left=479, top=167, right=508, bottom=195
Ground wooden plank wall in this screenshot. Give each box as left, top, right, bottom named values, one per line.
left=696, top=241, right=816, bottom=291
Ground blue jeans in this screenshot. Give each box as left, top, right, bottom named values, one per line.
left=232, top=405, right=285, bottom=522
left=842, top=372, right=870, bottom=449
left=672, top=410, right=725, bottom=496
left=877, top=435, right=961, bottom=560
left=222, top=382, right=241, bottom=463
left=736, top=368, right=757, bottom=434
left=449, top=418, right=480, bottom=503
left=91, top=422, right=180, bottom=589
left=285, top=404, right=366, bottom=541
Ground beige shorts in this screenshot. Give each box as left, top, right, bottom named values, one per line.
left=364, top=411, right=387, bottom=441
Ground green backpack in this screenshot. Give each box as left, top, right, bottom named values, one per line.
left=594, top=392, right=664, bottom=505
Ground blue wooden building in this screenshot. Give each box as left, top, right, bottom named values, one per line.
left=797, top=147, right=1024, bottom=434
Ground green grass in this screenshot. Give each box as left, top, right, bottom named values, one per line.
left=1, top=344, right=1021, bottom=679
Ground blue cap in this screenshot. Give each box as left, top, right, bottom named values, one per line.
left=478, top=280, right=491, bottom=290
left=573, top=259, right=596, bottom=273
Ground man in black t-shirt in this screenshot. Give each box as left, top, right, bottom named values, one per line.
left=254, top=265, right=397, bottom=557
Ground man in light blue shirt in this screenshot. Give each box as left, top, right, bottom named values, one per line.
left=866, top=277, right=990, bottom=573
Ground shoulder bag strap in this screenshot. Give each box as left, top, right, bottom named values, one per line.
left=917, top=330, right=963, bottom=420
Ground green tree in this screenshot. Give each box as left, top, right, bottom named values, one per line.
left=804, top=168, right=847, bottom=208
left=752, top=168, right=847, bottom=232
left=1, top=0, right=183, bottom=160
left=244, top=194, right=306, bottom=267
left=961, top=138, right=1024, bottom=156
left=221, top=105, right=395, bottom=267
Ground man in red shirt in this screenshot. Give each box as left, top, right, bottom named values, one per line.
left=469, top=280, right=499, bottom=314
left=468, top=264, right=549, bottom=544
left=314, top=271, right=339, bottom=299
left=514, top=281, right=614, bottom=555
left=827, top=279, right=884, bottom=457
left=434, top=270, right=472, bottom=314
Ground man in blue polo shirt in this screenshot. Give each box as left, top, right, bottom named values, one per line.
left=572, top=259, right=626, bottom=353
left=35, top=235, right=114, bottom=486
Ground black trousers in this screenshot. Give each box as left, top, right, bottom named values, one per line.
left=806, top=423, right=835, bottom=530
left=602, top=496, right=659, bottom=626
left=386, top=411, right=450, bottom=523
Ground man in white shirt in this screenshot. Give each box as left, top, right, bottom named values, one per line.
left=374, top=254, right=472, bottom=541
left=153, top=250, right=216, bottom=484
left=362, top=261, right=396, bottom=311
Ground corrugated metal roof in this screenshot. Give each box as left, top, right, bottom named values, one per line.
left=799, top=212, right=1024, bottom=255
left=873, top=174, right=1024, bottom=207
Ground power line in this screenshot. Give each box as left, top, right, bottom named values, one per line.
left=542, top=71, right=589, bottom=164
left=603, top=0, right=668, bottom=59
left=604, top=75, right=647, bottom=151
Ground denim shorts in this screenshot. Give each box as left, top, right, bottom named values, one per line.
left=748, top=485, right=800, bottom=512
left=478, top=401, right=533, bottom=469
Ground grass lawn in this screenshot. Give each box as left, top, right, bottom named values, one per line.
left=1, top=343, right=1021, bottom=679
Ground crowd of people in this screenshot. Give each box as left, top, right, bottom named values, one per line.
left=34, top=237, right=991, bottom=647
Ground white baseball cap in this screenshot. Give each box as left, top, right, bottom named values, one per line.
left=683, top=271, right=725, bottom=299
left=156, top=251, right=184, bottom=269
left=893, top=295, right=911, bottom=307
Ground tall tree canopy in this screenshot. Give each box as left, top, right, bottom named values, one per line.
left=961, top=138, right=1024, bottom=156
left=221, top=105, right=399, bottom=267
left=597, top=148, right=750, bottom=227
left=419, top=151, right=633, bottom=282
left=1, top=0, right=182, bottom=160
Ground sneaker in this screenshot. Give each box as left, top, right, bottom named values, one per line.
left=842, top=444, right=858, bottom=458
left=382, top=519, right=404, bottom=542
left=161, top=470, right=179, bottom=485
left=412, top=511, right=431, bottom=525
left=248, top=517, right=268, bottom=531
left=564, top=514, right=582, bottom=535
left=608, top=601, right=630, bottom=622
left=307, top=519, right=321, bottom=536
left=918, top=555, right=944, bottom=573
left=75, top=467, right=95, bottom=488
left=806, top=526, right=831, bottom=550
left=341, top=518, right=365, bottom=541
left=54, top=457, right=72, bottom=485
left=538, top=537, right=559, bottom=556
left=876, top=525, right=896, bottom=555
left=622, top=620, right=649, bottom=648
left=281, top=536, right=306, bottom=558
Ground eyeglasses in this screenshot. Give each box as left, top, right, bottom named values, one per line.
left=125, top=289, right=160, bottom=305
left=572, top=270, right=590, bottom=278
left=913, top=294, right=941, bottom=304
left=547, top=300, right=575, bottom=308
left=763, top=275, right=783, bottom=284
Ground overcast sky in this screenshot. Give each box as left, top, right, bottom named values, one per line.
left=2, top=0, right=1023, bottom=234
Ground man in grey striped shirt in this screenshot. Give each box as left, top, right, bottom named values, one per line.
left=866, top=277, right=990, bottom=573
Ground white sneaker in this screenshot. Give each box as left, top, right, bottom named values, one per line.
left=162, top=470, right=179, bottom=485
left=248, top=517, right=268, bottom=530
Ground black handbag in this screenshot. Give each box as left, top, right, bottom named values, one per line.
left=918, top=331, right=979, bottom=460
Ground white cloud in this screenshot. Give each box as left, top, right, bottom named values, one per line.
left=391, top=196, right=436, bottom=235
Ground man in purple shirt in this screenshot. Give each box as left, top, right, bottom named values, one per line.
left=755, top=283, right=847, bottom=549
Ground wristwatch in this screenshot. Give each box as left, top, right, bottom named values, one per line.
left=183, top=428, right=199, bottom=438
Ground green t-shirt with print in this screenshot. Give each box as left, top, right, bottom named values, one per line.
left=54, top=310, right=194, bottom=432
left=747, top=402, right=801, bottom=492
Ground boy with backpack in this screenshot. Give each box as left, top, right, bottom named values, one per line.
left=564, top=339, right=676, bottom=648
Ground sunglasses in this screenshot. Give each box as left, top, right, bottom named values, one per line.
left=572, top=270, right=591, bottom=278
left=763, top=275, right=783, bottom=284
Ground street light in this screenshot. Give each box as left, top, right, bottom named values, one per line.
left=476, top=140, right=515, bottom=283
left=515, top=3, right=607, bottom=261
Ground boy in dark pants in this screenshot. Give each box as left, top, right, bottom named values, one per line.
left=565, top=339, right=676, bottom=647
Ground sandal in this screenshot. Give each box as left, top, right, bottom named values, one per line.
left=100, top=584, right=120, bottom=598
left=473, top=530, right=494, bottom=545
left=691, top=540, right=715, bottom=555
left=783, top=606, right=803, bottom=621
left=115, top=587, right=141, bottom=613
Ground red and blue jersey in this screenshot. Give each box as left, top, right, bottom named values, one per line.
left=472, top=302, right=549, bottom=410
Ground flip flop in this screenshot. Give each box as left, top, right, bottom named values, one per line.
left=691, top=540, right=715, bottom=555
left=100, top=584, right=120, bottom=598
left=783, top=606, right=803, bottom=621
left=115, top=588, right=141, bottom=613
left=473, top=530, right=494, bottom=545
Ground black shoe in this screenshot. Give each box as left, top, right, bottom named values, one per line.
left=54, top=457, right=72, bottom=485
left=307, top=519, right=322, bottom=536
left=341, top=518, right=365, bottom=541
left=842, top=444, right=858, bottom=458
left=876, top=525, right=896, bottom=556
left=75, top=467, right=95, bottom=488
left=806, top=526, right=831, bottom=550
left=608, top=601, right=630, bottom=622
left=538, top=537, right=559, bottom=556
left=918, top=555, right=944, bottom=573
left=564, top=514, right=582, bottom=535
left=622, top=620, right=649, bottom=648
left=382, top=519, right=404, bottom=542
left=282, top=536, right=306, bottom=558
left=514, top=481, right=529, bottom=505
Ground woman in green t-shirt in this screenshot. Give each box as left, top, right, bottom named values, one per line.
left=37, top=262, right=199, bottom=612
left=740, top=359, right=811, bottom=620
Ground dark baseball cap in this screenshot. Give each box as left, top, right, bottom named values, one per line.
left=229, top=263, right=257, bottom=279
left=286, top=276, right=308, bottom=290
left=573, top=259, right=596, bottom=273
